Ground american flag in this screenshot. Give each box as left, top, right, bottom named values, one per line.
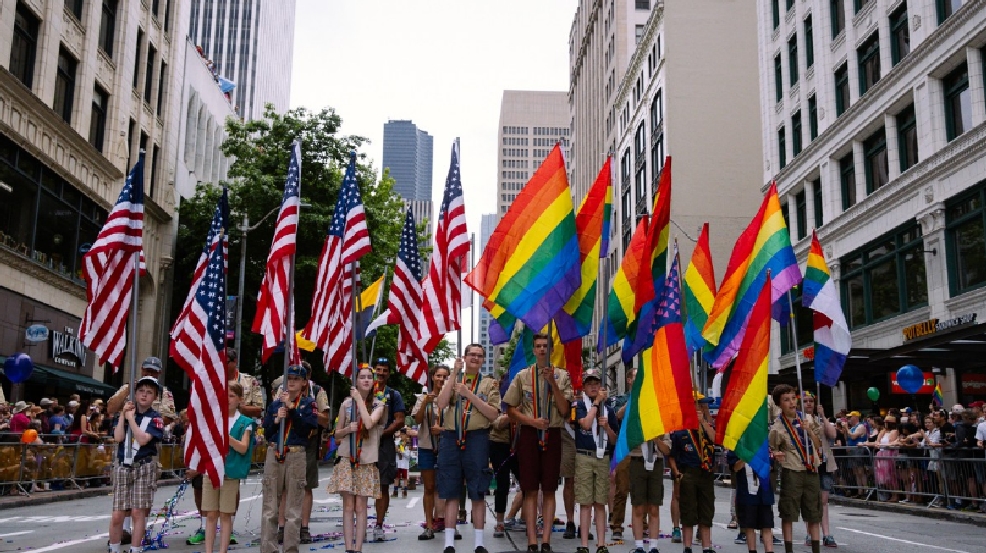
left=171, top=190, right=228, bottom=370
left=252, top=141, right=301, bottom=363
left=178, top=237, right=229, bottom=487
left=304, top=152, right=371, bottom=375
left=79, top=154, right=145, bottom=370
left=418, top=144, right=469, bottom=351
left=369, top=210, right=428, bottom=383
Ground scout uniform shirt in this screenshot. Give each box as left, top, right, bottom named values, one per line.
left=411, top=397, right=443, bottom=450
left=335, top=397, right=385, bottom=463
left=235, top=371, right=265, bottom=411
left=116, top=407, right=164, bottom=464
left=768, top=411, right=822, bottom=472
left=441, top=372, right=501, bottom=431
left=262, top=394, right=319, bottom=448
left=503, top=365, right=574, bottom=428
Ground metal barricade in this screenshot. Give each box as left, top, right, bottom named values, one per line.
left=830, top=444, right=876, bottom=500
left=936, top=449, right=986, bottom=509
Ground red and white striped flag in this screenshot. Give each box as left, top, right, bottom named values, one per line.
left=177, top=237, right=229, bottom=487
left=304, top=152, right=371, bottom=375
left=170, top=189, right=228, bottom=369
left=79, top=154, right=145, bottom=370
left=252, top=141, right=301, bottom=363
left=419, top=144, right=469, bottom=351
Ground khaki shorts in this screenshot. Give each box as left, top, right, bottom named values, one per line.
left=202, top=476, right=241, bottom=514
left=678, top=466, right=715, bottom=527
left=574, top=452, right=610, bottom=505
left=560, top=430, right=576, bottom=479
left=779, top=468, right=822, bottom=523
left=629, top=457, right=665, bottom=506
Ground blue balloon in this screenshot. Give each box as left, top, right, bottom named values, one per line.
left=3, top=353, right=34, bottom=384
left=896, top=364, right=924, bottom=395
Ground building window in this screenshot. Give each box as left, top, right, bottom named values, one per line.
left=854, top=0, right=873, bottom=13
left=89, top=85, right=108, bottom=152
left=808, top=95, right=818, bottom=140
left=156, top=62, right=167, bottom=115
left=635, top=0, right=650, bottom=9
left=53, top=47, right=78, bottom=124
left=788, top=34, right=799, bottom=86
left=857, top=32, right=880, bottom=95
left=890, top=4, right=910, bottom=66
left=943, top=63, right=971, bottom=142
left=946, top=183, right=986, bottom=294
left=150, top=144, right=160, bottom=198
left=10, top=2, right=40, bottom=89
left=651, top=132, right=664, bottom=185
left=778, top=127, right=787, bottom=169
left=834, top=63, right=850, bottom=116
left=804, top=15, right=814, bottom=69
left=786, top=0, right=795, bottom=10
left=841, top=223, right=927, bottom=328
left=133, top=28, right=143, bottom=89
left=937, top=0, right=963, bottom=24
left=635, top=25, right=645, bottom=44
left=840, top=152, right=856, bottom=210
left=144, top=44, right=156, bottom=103
left=812, top=178, right=823, bottom=228
left=650, top=90, right=663, bottom=130
left=99, top=0, right=116, bottom=57
left=831, top=0, right=845, bottom=38
left=164, top=0, right=171, bottom=32
left=68, top=0, right=84, bottom=20
left=772, top=0, right=780, bottom=29
left=774, top=54, right=783, bottom=102
left=792, top=111, right=803, bottom=156
left=795, top=189, right=808, bottom=240
left=896, top=105, right=918, bottom=172
left=152, top=0, right=160, bottom=18
left=863, top=127, right=888, bottom=194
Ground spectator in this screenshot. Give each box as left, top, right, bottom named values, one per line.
left=38, top=398, right=54, bottom=435
left=48, top=406, right=69, bottom=442
left=952, top=410, right=982, bottom=512
left=971, top=401, right=985, bottom=424
left=922, top=415, right=944, bottom=502
left=9, top=402, right=31, bottom=433
left=864, top=416, right=901, bottom=502
left=66, top=400, right=80, bottom=428
left=844, top=411, right=868, bottom=498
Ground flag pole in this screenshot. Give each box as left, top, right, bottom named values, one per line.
left=357, top=272, right=367, bottom=365
left=278, top=250, right=297, bottom=451
left=788, top=290, right=804, bottom=400
left=123, top=248, right=141, bottom=464
left=469, top=232, right=476, bottom=347
left=350, top=262, right=359, bottom=377
left=599, top=256, right=610, bottom=389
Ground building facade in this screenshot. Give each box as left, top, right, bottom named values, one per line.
left=382, top=119, right=433, bottom=202
left=477, top=212, right=497, bottom=374
left=758, top=0, right=986, bottom=411
left=1, top=0, right=189, bottom=401
left=187, top=0, right=296, bottom=121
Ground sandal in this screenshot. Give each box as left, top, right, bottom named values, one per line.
left=418, top=528, right=435, bottom=540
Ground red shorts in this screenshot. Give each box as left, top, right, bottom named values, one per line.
left=517, top=426, right=562, bottom=493
left=396, top=468, right=408, bottom=480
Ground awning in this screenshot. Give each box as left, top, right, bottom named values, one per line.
left=40, top=365, right=117, bottom=397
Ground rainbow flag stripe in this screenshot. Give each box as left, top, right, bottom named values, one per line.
left=803, top=231, right=851, bottom=387
left=703, top=182, right=801, bottom=368
left=933, top=383, right=944, bottom=407
left=715, top=275, right=773, bottom=480
left=556, top=158, right=613, bottom=342
left=466, top=144, right=581, bottom=332
left=614, top=245, right=697, bottom=465
left=598, top=215, right=650, bottom=352
left=683, top=223, right=716, bottom=355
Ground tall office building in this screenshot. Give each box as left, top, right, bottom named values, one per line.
left=188, top=0, right=296, bottom=121
left=605, top=1, right=765, bottom=392
left=0, top=0, right=189, bottom=394
left=757, top=1, right=986, bottom=411
left=477, top=213, right=498, bottom=374
left=382, top=119, right=434, bottom=202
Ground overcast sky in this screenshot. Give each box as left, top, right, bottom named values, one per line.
left=291, top=0, right=578, bottom=350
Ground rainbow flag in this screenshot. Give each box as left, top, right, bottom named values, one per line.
left=546, top=322, right=584, bottom=393
left=486, top=301, right=516, bottom=345
left=683, top=223, right=716, bottom=355
left=933, top=383, right=944, bottom=407
left=466, top=144, right=581, bottom=333
left=507, top=326, right=535, bottom=384
left=555, top=157, right=613, bottom=342
left=613, top=244, right=698, bottom=465
left=598, top=215, right=650, bottom=352
left=803, top=231, right=851, bottom=386
left=702, top=182, right=800, bottom=368
left=715, top=274, right=773, bottom=480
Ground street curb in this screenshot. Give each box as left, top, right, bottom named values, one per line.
left=827, top=496, right=986, bottom=527
left=0, top=478, right=183, bottom=510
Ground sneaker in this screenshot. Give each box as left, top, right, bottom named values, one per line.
left=647, top=548, right=659, bottom=553
left=564, top=522, right=577, bottom=539
left=186, top=528, right=206, bottom=545
left=402, top=488, right=408, bottom=498
left=772, top=535, right=782, bottom=546
left=392, top=488, right=399, bottom=497
left=823, top=535, right=838, bottom=548
left=455, top=530, right=462, bottom=540
left=444, top=547, right=456, bottom=553
left=727, top=518, right=738, bottom=530
left=475, top=547, right=489, bottom=553
left=121, top=531, right=132, bottom=546
left=541, top=544, right=552, bottom=553
left=632, top=548, right=646, bottom=553
left=578, top=526, right=594, bottom=540
left=595, top=546, right=609, bottom=553
left=527, top=545, right=539, bottom=552
left=611, top=530, right=624, bottom=541
left=418, top=528, right=435, bottom=540
left=805, top=535, right=811, bottom=546
left=503, top=518, right=518, bottom=530
left=373, top=525, right=385, bottom=542
left=228, top=532, right=239, bottom=545
left=735, top=533, right=747, bottom=544
left=703, top=549, right=715, bottom=553
left=493, top=524, right=505, bottom=538
left=576, top=547, right=591, bottom=553
left=459, top=511, right=468, bottom=524
left=670, top=527, right=682, bottom=543
left=277, top=526, right=284, bottom=544
left=300, top=527, right=313, bottom=544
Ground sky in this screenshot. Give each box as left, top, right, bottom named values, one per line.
left=290, top=0, right=579, bottom=350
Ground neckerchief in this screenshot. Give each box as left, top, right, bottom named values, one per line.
left=687, top=429, right=713, bottom=471
left=350, top=397, right=367, bottom=466
left=779, top=412, right=816, bottom=472
left=532, top=365, right=551, bottom=451
left=582, top=393, right=608, bottom=453
left=426, top=401, right=437, bottom=453
left=456, top=373, right=482, bottom=449
left=275, top=394, right=302, bottom=463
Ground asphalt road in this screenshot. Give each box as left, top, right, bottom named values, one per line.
left=0, top=468, right=981, bottom=553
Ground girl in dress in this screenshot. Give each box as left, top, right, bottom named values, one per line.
left=328, top=365, right=385, bottom=553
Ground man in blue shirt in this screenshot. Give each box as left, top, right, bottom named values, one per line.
left=372, top=358, right=406, bottom=542
left=260, top=364, right=319, bottom=553
left=727, top=450, right=775, bottom=553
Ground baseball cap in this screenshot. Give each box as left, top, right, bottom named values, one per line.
left=287, top=364, right=306, bottom=378
left=40, top=398, right=53, bottom=407
left=951, top=404, right=964, bottom=414
left=583, top=368, right=602, bottom=382
left=136, top=376, right=162, bottom=394
left=693, top=390, right=713, bottom=404
left=902, top=407, right=913, bottom=414
left=141, top=356, right=163, bottom=373
left=68, top=400, right=80, bottom=408
left=969, top=401, right=985, bottom=409
left=847, top=411, right=861, bottom=417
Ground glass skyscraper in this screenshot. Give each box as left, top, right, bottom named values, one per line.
left=382, top=120, right=433, bottom=202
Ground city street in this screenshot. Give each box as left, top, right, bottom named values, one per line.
left=0, top=467, right=982, bottom=553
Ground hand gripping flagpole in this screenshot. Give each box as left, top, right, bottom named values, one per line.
left=278, top=251, right=297, bottom=454
left=787, top=287, right=814, bottom=466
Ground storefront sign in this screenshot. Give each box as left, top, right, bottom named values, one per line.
left=902, top=313, right=978, bottom=341
left=801, top=346, right=815, bottom=361
left=890, top=370, right=935, bottom=394
left=24, top=324, right=49, bottom=342
left=962, top=373, right=986, bottom=395
left=50, top=328, right=87, bottom=368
